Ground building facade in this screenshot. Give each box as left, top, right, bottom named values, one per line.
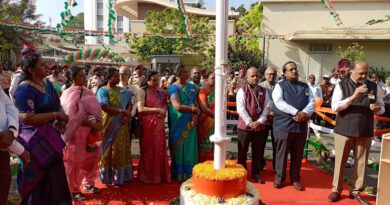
left=84, top=0, right=130, bottom=45
left=115, top=0, right=237, bottom=35
left=170, top=0, right=204, bottom=8
left=262, top=0, right=390, bottom=80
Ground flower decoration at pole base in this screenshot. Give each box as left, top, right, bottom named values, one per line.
left=179, top=177, right=259, bottom=205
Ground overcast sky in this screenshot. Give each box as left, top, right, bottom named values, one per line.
left=35, top=0, right=258, bottom=26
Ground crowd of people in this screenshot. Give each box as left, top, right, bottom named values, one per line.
left=0, top=47, right=389, bottom=205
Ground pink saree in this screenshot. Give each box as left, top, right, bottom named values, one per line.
left=60, top=86, right=102, bottom=193
left=138, top=88, right=171, bottom=184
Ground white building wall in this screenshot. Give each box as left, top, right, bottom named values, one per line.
left=84, top=0, right=130, bottom=45
left=84, top=0, right=98, bottom=44
left=262, top=1, right=390, bottom=80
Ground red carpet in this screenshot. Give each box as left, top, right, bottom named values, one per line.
left=77, top=159, right=376, bottom=205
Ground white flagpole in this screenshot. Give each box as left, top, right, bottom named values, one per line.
left=210, top=0, right=231, bottom=170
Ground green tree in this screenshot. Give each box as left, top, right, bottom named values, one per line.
left=67, top=12, right=84, bottom=30
left=0, top=0, right=41, bottom=52
left=66, top=12, right=84, bottom=43
left=203, top=2, right=263, bottom=69
left=130, top=9, right=214, bottom=60
left=337, top=42, right=366, bottom=62
left=230, top=4, right=247, bottom=17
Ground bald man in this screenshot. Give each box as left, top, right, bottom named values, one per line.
left=236, top=67, right=270, bottom=184
left=189, top=66, right=203, bottom=90
left=328, top=61, right=384, bottom=205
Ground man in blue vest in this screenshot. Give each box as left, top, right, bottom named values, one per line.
left=272, top=61, right=315, bottom=191
left=328, top=61, right=384, bottom=205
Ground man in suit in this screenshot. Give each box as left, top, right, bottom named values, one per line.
left=328, top=61, right=384, bottom=205
left=272, top=61, right=315, bottom=191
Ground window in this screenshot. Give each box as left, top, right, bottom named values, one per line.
left=97, top=15, right=103, bottom=21
left=98, top=28, right=104, bottom=31
left=117, top=28, right=123, bottom=34
left=308, top=43, right=333, bottom=53
left=97, top=3, right=103, bottom=9
left=117, top=15, right=123, bottom=21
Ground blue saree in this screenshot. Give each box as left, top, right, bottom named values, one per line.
left=14, top=79, right=71, bottom=205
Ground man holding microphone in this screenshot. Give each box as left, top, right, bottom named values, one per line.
left=328, top=61, right=384, bottom=205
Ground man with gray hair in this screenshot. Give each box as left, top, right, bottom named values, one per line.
left=259, top=67, right=277, bottom=170
left=119, top=66, right=137, bottom=118
left=328, top=61, right=384, bottom=205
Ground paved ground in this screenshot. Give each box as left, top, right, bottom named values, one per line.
left=8, top=128, right=381, bottom=204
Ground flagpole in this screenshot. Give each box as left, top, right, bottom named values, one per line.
left=210, top=0, right=230, bottom=170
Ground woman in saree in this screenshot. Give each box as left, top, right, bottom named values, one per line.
left=97, top=67, right=133, bottom=186
left=137, top=71, right=171, bottom=184
left=168, top=64, right=200, bottom=182
left=60, top=66, right=102, bottom=201
left=14, top=52, right=72, bottom=204
left=197, top=71, right=215, bottom=162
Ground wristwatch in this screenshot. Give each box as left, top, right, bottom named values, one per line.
left=8, top=126, right=18, bottom=138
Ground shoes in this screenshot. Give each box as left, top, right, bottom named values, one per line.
left=328, top=192, right=340, bottom=202
left=253, top=174, right=265, bottom=184
left=273, top=181, right=283, bottom=189
left=292, top=181, right=304, bottom=191
left=71, top=192, right=88, bottom=201
left=349, top=193, right=371, bottom=205
left=83, top=185, right=100, bottom=194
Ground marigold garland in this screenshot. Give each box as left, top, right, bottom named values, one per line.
left=192, top=161, right=247, bottom=181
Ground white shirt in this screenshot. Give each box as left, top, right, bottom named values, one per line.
left=272, top=82, right=316, bottom=116
left=119, top=82, right=138, bottom=117
left=236, top=85, right=270, bottom=126
left=0, top=87, right=24, bottom=155
left=9, top=72, right=23, bottom=103
left=331, top=77, right=341, bottom=85
left=331, top=80, right=385, bottom=115
left=384, top=85, right=390, bottom=104
left=308, top=83, right=323, bottom=99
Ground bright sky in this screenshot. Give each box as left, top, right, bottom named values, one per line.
left=35, top=0, right=258, bottom=26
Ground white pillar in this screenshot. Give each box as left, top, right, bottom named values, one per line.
left=84, top=0, right=97, bottom=44
left=123, top=17, right=130, bottom=33
left=210, top=0, right=230, bottom=170
left=103, top=0, right=110, bottom=45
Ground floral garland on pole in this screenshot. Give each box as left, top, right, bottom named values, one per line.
left=56, top=0, right=78, bottom=32
left=108, top=0, right=117, bottom=44
left=56, top=0, right=81, bottom=48
left=0, top=20, right=112, bottom=37
left=366, top=15, right=390, bottom=25
left=320, top=0, right=345, bottom=28
left=63, top=48, right=125, bottom=64
left=176, top=0, right=192, bottom=38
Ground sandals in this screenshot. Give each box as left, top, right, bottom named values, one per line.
left=83, top=185, right=100, bottom=194
left=71, top=192, right=88, bottom=201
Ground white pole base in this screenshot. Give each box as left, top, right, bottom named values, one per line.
left=210, top=134, right=231, bottom=170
